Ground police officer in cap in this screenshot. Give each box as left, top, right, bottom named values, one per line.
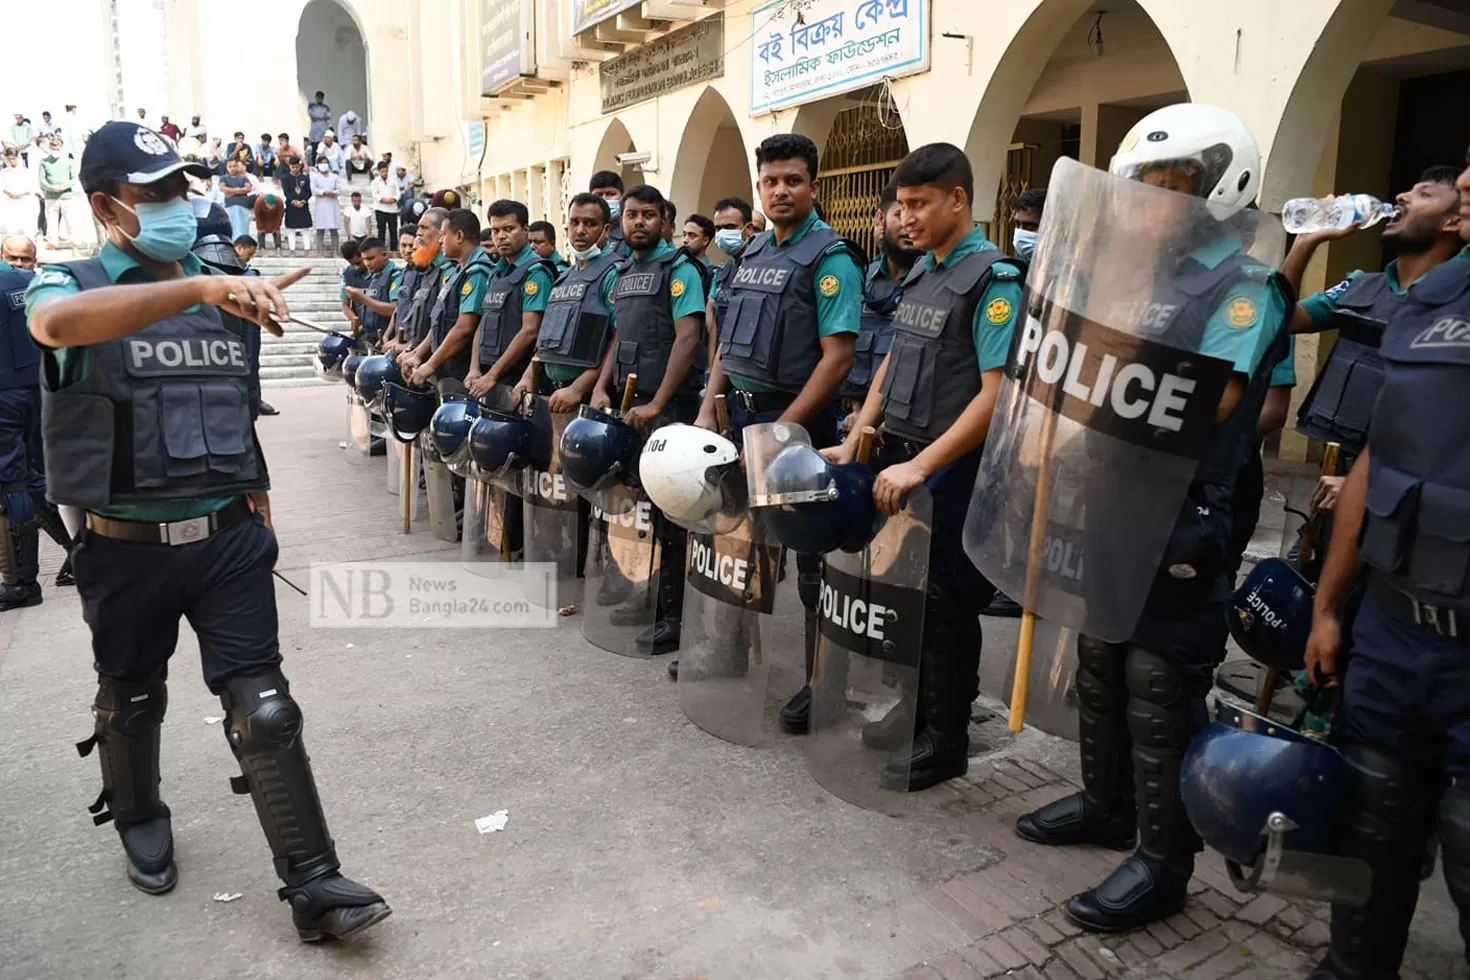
left=1303, top=153, right=1470, bottom=980
left=591, top=183, right=708, bottom=654
left=25, top=121, right=390, bottom=940
left=1014, top=105, right=1290, bottom=933
left=824, top=143, right=1023, bottom=788
left=697, top=133, right=866, bottom=729
left=0, top=235, right=73, bottom=611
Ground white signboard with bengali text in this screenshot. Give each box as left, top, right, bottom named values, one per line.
left=749, top=0, right=929, bottom=115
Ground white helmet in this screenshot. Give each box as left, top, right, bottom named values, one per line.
left=639, top=424, right=745, bottom=533
left=1110, top=103, right=1261, bottom=219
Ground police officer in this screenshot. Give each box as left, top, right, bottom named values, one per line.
left=341, top=236, right=397, bottom=349
left=590, top=184, right=708, bottom=654
left=527, top=220, right=569, bottom=276
left=404, top=210, right=495, bottom=388
left=704, top=197, right=763, bottom=375
left=843, top=180, right=918, bottom=429
left=381, top=212, right=446, bottom=355
left=1302, top=154, right=1470, bottom=980
left=697, top=133, right=866, bottom=733
left=337, top=238, right=368, bottom=339
left=466, top=199, right=557, bottom=402
left=589, top=171, right=630, bottom=260
left=823, top=143, right=1023, bottom=790
left=24, top=121, right=389, bottom=939
left=1014, top=105, right=1290, bottom=933
left=0, top=235, right=73, bottom=611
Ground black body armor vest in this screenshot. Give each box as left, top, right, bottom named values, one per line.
left=537, top=253, right=619, bottom=370
left=429, top=255, right=496, bottom=382
left=843, top=261, right=903, bottom=399
left=0, top=264, right=39, bottom=390
left=1295, top=271, right=1399, bottom=455
left=611, top=249, right=698, bottom=399
left=479, top=257, right=555, bottom=379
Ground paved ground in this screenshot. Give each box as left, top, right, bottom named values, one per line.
left=1, top=385, right=1464, bottom=980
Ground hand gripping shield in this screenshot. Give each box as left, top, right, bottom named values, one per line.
left=806, top=486, right=931, bottom=814
left=964, top=158, right=1285, bottom=642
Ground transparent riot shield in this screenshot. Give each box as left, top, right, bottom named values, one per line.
left=460, top=477, right=516, bottom=573
left=678, top=513, right=782, bottom=746
left=522, top=401, right=581, bottom=610
left=978, top=616, right=1080, bottom=742
left=385, top=435, right=422, bottom=521
left=807, top=489, right=930, bottom=814
left=581, top=485, right=662, bottom=657
left=420, top=430, right=460, bottom=543
left=346, top=392, right=373, bottom=466
left=965, top=157, right=1287, bottom=643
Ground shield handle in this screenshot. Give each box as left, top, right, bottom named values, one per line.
left=856, top=426, right=875, bottom=464
left=620, top=373, right=639, bottom=416
left=715, top=394, right=731, bottom=437
left=1010, top=407, right=1061, bottom=732
left=402, top=438, right=414, bottom=535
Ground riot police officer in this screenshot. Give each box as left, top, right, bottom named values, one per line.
left=1013, top=105, right=1290, bottom=934
left=589, top=171, right=630, bottom=260
left=24, top=122, right=390, bottom=940
left=843, top=180, right=918, bottom=427
left=825, top=142, right=1024, bottom=788
left=591, top=184, right=708, bottom=654
left=704, top=196, right=763, bottom=368
left=697, top=134, right=866, bottom=731
left=1302, top=153, right=1470, bottom=980
left=0, top=235, right=73, bottom=610
left=466, top=199, right=557, bottom=401
left=342, top=236, right=398, bottom=348
left=403, top=209, right=495, bottom=388
left=381, top=211, right=446, bottom=355
left=337, top=238, right=368, bottom=339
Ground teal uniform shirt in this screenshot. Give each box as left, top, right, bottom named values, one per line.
left=456, top=245, right=494, bottom=315
left=546, top=251, right=569, bottom=276
left=1299, top=250, right=1470, bottom=329
left=24, top=241, right=240, bottom=522
left=728, top=210, right=862, bottom=393
left=499, top=243, right=555, bottom=315
left=918, top=225, right=1024, bottom=373
left=385, top=260, right=404, bottom=302
left=543, top=258, right=619, bottom=386
left=1271, top=344, right=1297, bottom=388
left=1191, top=234, right=1291, bottom=376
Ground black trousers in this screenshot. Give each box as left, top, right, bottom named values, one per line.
left=376, top=211, right=398, bottom=242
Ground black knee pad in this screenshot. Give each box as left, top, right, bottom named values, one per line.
left=1124, top=647, right=1194, bottom=750
left=223, top=670, right=304, bottom=755
left=1075, top=637, right=1126, bottom=716
left=94, top=672, right=168, bottom=736
left=1339, top=744, right=1436, bottom=863
left=1440, top=784, right=1470, bottom=870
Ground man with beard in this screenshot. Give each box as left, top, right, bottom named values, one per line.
left=406, top=209, right=496, bottom=388
left=843, top=181, right=920, bottom=422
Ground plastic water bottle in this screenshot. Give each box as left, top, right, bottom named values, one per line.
left=1282, top=194, right=1401, bottom=234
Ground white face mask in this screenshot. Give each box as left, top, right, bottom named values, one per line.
left=1012, top=227, right=1038, bottom=260
left=318, top=162, right=330, bottom=173
left=569, top=242, right=602, bottom=262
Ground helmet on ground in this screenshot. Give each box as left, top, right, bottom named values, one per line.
left=1110, top=103, right=1261, bottom=219
left=468, top=408, right=540, bottom=481
left=1181, top=701, right=1366, bottom=904
left=1227, top=557, right=1313, bottom=672
left=430, top=396, right=481, bottom=471
left=316, top=333, right=355, bottom=379
left=752, top=441, right=877, bottom=554
left=192, top=201, right=244, bottom=272
left=382, top=382, right=438, bottom=443
left=559, top=406, right=643, bottom=495
left=354, top=354, right=402, bottom=407
left=639, top=423, right=744, bottom=533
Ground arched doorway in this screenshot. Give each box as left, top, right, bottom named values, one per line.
left=295, top=0, right=369, bottom=136
left=816, top=88, right=910, bottom=261
left=668, top=88, right=753, bottom=227
left=592, top=117, right=643, bottom=190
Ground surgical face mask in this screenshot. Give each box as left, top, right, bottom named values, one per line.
left=318, top=162, right=330, bottom=173
left=1012, top=227, right=1038, bottom=261
left=606, top=199, right=621, bottom=220
left=714, top=229, right=746, bottom=256
left=569, top=242, right=602, bottom=262
left=110, top=196, right=198, bottom=262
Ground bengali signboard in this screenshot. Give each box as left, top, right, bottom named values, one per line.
left=601, top=14, right=725, bottom=114
left=481, top=0, right=535, bottom=96
left=572, top=0, right=643, bottom=35
left=749, top=0, right=929, bottom=115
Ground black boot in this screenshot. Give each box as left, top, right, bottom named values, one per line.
left=884, top=584, right=978, bottom=792
left=779, top=608, right=820, bottom=734
left=1065, top=647, right=1198, bottom=933
left=33, top=497, right=75, bottom=586
left=0, top=525, right=42, bottom=610
left=1017, top=636, right=1136, bottom=850
left=75, top=672, right=177, bottom=895
left=980, top=591, right=1024, bottom=618
left=223, top=669, right=391, bottom=942
left=1310, top=746, right=1436, bottom=979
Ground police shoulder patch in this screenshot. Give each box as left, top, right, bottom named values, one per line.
left=669, top=278, right=686, bottom=299
left=1226, top=295, right=1259, bottom=328
left=524, top=279, right=539, bottom=297
left=461, top=280, right=474, bottom=296
left=985, top=297, right=1014, bottom=325
left=819, top=274, right=840, bottom=298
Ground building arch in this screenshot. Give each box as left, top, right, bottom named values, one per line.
left=295, top=0, right=369, bottom=136
left=667, top=86, right=755, bottom=226
left=591, top=116, right=642, bottom=190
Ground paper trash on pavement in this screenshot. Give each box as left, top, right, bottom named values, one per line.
left=475, top=810, right=509, bottom=835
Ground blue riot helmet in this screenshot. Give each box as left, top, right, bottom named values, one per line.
left=191, top=201, right=244, bottom=273
left=751, top=441, right=878, bottom=554
left=1227, top=557, right=1314, bottom=671
left=354, top=354, right=402, bottom=408
left=468, top=408, right=541, bottom=482
left=341, top=352, right=367, bottom=392
left=430, top=396, right=482, bottom=474
left=315, top=333, right=356, bottom=380
left=382, top=382, right=439, bottom=443
left=1181, top=701, right=1370, bottom=906
left=560, top=406, right=643, bottom=495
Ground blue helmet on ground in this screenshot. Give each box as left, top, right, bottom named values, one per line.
left=354, top=354, right=402, bottom=408
left=1227, top=557, right=1314, bottom=671
left=560, top=406, right=642, bottom=495
left=750, top=442, right=878, bottom=554
left=382, top=382, right=438, bottom=443
left=315, top=333, right=356, bottom=380
left=341, top=352, right=367, bottom=391
left=1181, top=701, right=1369, bottom=906
left=468, top=408, right=541, bottom=481
left=430, top=396, right=481, bottom=470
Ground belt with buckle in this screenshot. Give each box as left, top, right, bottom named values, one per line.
left=731, top=389, right=796, bottom=414
left=85, top=497, right=254, bottom=546
left=1370, top=576, right=1470, bottom=644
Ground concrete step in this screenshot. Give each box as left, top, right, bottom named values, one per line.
left=260, top=364, right=318, bottom=380
left=261, top=376, right=332, bottom=390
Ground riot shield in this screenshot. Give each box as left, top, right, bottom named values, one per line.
left=420, top=429, right=460, bottom=543
left=965, top=158, right=1287, bottom=643
left=677, top=513, right=782, bottom=746
left=522, top=400, right=581, bottom=609
left=806, top=488, right=930, bottom=814
left=346, top=392, right=373, bottom=466
left=460, top=477, right=517, bottom=573
left=581, top=485, right=662, bottom=657
left=978, top=616, right=1080, bottom=742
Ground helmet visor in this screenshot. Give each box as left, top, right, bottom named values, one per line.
left=750, top=443, right=840, bottom=507
left=1113, top=142, right=1233, bottom=202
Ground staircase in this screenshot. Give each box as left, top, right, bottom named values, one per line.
left=250, top=255, right=350, bottom=388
